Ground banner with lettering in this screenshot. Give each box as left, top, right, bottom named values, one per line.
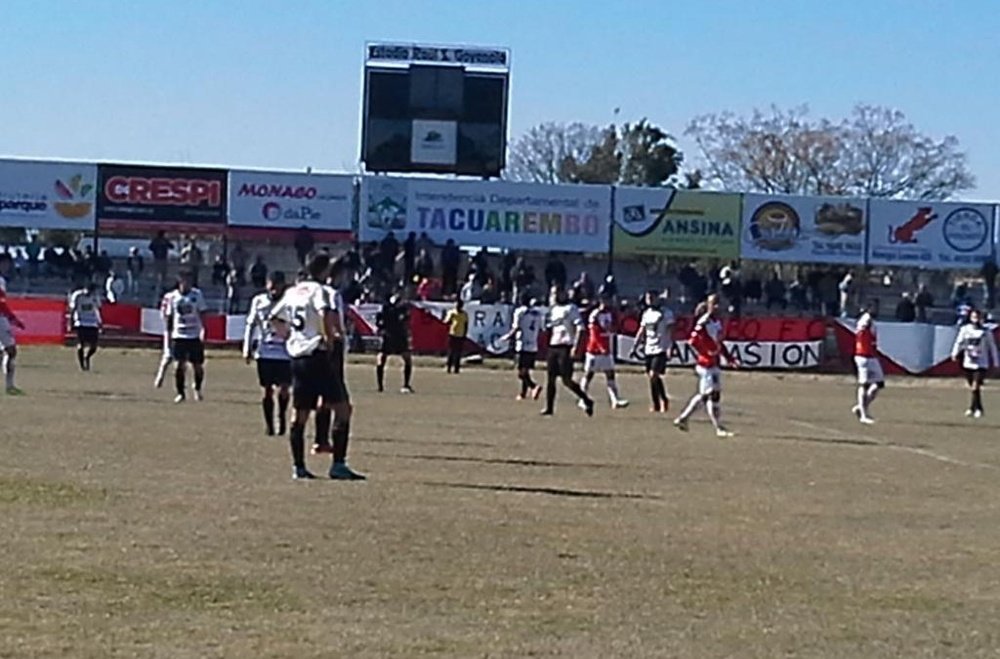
left=613, top=188, right=740, bottom=258
left=867, top=199, right=995, bottom=268
left=740, top=193, right=867, bottom=265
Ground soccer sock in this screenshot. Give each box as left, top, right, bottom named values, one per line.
left=193, top=369, right=204, bottom=392
left=333, top=420, right=350, bottom=463
left=545, top=372, right=557, bottom=411
left=403, top=361, right=413, bottom=387
left=653, top=378, right=668, bottom=409
left=564, top=378, right=591, bottom=404
left=262, top=396, right=275, bottom=432
left=289, top=424, right=306, bottom=469
left=526, top=373, right=536, bottom=389
left=706, top=400, right=723, bottom=430
left=3, top=355, right=15, bottom=389
left=972, top=389, right=983, bottom=412
left=856, top=386, right=869, bottom=416
left=77, top=347, right=86, bottom=370
left=277, top=392, right=289, bottom=431
left=314, top=407, right=332, bottom=447
left=376, top=364, right=385, bottom=391
left=606, top=379, right=621, bottom=405
left=86, top=344, right=97, bottom=359
left=579, top=374, right=591, bottom=395
left=519, top=373, right=530, bottom=397
left=649, top=379, right=661, bottom=409
left=678, top=393, right=702, bottom=421
left=175, top=369, right=185, bottom=396
left=865, top=383, right=880, bottom=407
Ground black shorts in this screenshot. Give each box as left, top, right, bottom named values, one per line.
left=380, top=333, right=409, bottom=355
left=76, top=326, right=99, bottom=345
left=965, top=368, right=986, bottom=386
left=517, top=351, right=537, bottom=370
left=257, top=358, right=292, bottom=388
left=171, top=338, right=205, bottom=365
left=645, top=353, right=667, bottom=375
left=546, top=345, right=574, bottom=379
left=291, top=351, right=347, bottom=410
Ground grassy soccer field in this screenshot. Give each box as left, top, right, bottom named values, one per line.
left=3, top=348, right=1000, bottom=658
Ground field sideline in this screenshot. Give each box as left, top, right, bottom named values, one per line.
left=3, top=347, right=1000, bottom=658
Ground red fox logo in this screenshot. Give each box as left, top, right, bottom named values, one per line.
left=888, top=207, right=936, bottom=244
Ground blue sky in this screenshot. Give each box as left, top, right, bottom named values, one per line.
left=2, top=0, right=998, bottom=199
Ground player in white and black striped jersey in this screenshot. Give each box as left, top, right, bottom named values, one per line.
left=68, top=282, right=103, bottom=371
left=500, top=294, right=544, bottom=401
left=951, top=308, right=999, bottom=418
left=632, top=290, right=675, bottom=413
left=243, top=271, right=292, bottom=436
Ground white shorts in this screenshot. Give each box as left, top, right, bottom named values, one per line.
left=854, top=356, right=884, bottom=385
left=0, top=318, right=15, bottom=351
left=695, top=365, right=722, bottom=394
left=584, top=353, right=615, bottom=373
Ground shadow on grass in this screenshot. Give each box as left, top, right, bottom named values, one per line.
left=421, top=481, right=662, bottom=501
left=373, top=452, right=622, bottom=470
left=768, top=434, right=883, bottom=447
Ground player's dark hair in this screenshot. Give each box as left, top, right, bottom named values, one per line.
left=456, top=300, right=464, bottom=311
left=306, top=252, right=331, bottom=281
left=177, top=269, right=193, bottom=282
left=268, top=270, right=286, bottom=287
left=0, top=253, right=11, bottom=265
left=84, top=282, right=97, bottom=293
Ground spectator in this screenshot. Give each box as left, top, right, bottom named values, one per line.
left=512, top=257, right=534, bottom=303
left=806, top=269, right=824, bottom=312
left=460, top=273, right=482, bottom=303
left=678, top=262, right=700, bottom=307
left=294, top=226, right=315, bottom=266
left=544, top=252, right=567, bottom=289
left=441, top=239, right=461, bottom=296
left=226, top=266, right=242, bottom=314
left=744, top=274, right=763, bottom=305
left=480, top=279, right=499, bottom=304
left=126, top=247, right=144, bottom=295
left=982, top=260, right=999, bottom=309
left=571, top=272, right=595, bottom=305
left=895, top=292, right=917, bottom=322
left=416, top=231, right=434, bottom=254
left=720, top=262, right=742, bottom=314
left=819, top=271, right=839, bottom=317
left=415, top=248, right=434, bottom=281
left=211, top=255, right=228, bottom=286
left=249, top=255, right=268, bottom=290
left=95, top=250, right=113, bottom=279
left=148, top=231, right=173, bottom=291
left=416, top=276, right=440, bottom=301
left=105, top=270, right=125, bottom=304
left=789, top=278, right=808, bottom=312
left=379, top=231, right=399, bottom=280
left=180, top=239, right=203, bottom=287
left=229, top=242, right=247, bottom=280
left=838, top=272, right=854, bottom=318
left=25, top=236, right=41, bottom=279
left=764, top=273, right=787, bottom=311
left=401, top=232, right=417, bottom=282
left=915, top=284, right=934, bottom=322
left=598, top=274, right=617, bottom=300
left=499, top=251, right=516, bottom=295
left=470, top=248, right=490, bottom=285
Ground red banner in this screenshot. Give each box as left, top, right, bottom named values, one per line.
left=8, top=297, right=66, bottom=345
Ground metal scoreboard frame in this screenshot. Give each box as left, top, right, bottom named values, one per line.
left=360, top=41, right=511, bottom=178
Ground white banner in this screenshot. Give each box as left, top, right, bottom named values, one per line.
left=616, top=335, right=822, bottom=370
left=741, top=193, right=867, bottom=264
left=411, top=120, right=457, bottom=165
left=0, top=159, right=97, bottom=230
left=228, top=170, right=353, bottom=230
left=867, top=200, right=995, bottom=268
left=359, top=177, right=611, bottom=252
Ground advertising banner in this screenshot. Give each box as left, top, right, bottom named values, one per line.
left=613, top=188, right=740, bottom=258
left=741, top=193, right=867, bottom=264
left=97, top=164, right=227, bottom=228
left=359, top=177, right=611, bottom=252
left=228, top=170, right=353, bottom=231
left=0, top=159, right=97, bottom=231
left=867, top=200, right=994, bottom=268
left=411, top=120, right=458, bottom=166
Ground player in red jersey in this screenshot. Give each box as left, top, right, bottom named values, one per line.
left=852, top=300, right=883, bottom=424
left=673, top=294, right=737, bottom=437
left=579, top=294, right=629, bottom=409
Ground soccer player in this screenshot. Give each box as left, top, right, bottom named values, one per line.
left=162, top=271, right=208, bottom=403
left=376, top=293, right=414, bottom=393
left=243, top=271, right=291, bottom=436
left=500, top=295, right=544, bottom=400
left=951, top=307, right=998, bottom=418
left=673, top=294, right=737, bottom=437
left=634, top=289, right=675, bottom=413
left=852, top=300, right=884, bottom=424
left=444, top=300, right=469, bottom=374
left=541, top=287, right=594, bottom=417
left=579, top=293, right=629, bottom=409
left=270, top=253, right=362, bottom=480
left=68, top=282, right=102, bottom=371
left=0, top=253, right=26, bottom=395
left=153, top=289, right=174, bottom=388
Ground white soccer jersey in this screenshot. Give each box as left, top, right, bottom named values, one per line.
left=68, top=289, right=102, bottom=328
left=547, top=303, right=583, bottom=347
left=163, top=288, right=207, bottom=340
left=244, top=292, right=290, bottom=361
left=952, top=323, right=999, bottom=370
left=270, top=281, right=333, bottom=358
left=0, top=275, right=6, bottom=294
left=323, top=285, right=346, bottom=329
left=512, top=305, right=542, bottom=353
left=640, top=307, right=674, bottom=355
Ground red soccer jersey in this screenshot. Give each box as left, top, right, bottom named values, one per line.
left=689, top=314, right=723, bottom=368
left=586, top=308, right=614, bottom=355
left=855, top=313, right=878, bottom=357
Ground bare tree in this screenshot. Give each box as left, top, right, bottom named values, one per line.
left=686, top=104, right=974, bottom=200
left=504, top=122, right=603, bottom=184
